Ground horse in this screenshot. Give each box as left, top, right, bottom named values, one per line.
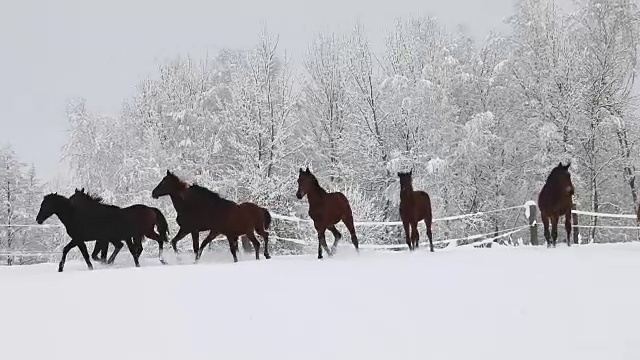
left=35, top=193, right=140, bottom=272
left=295, top=167, right=359, bottom=259
left=398, top=170, right=434, bottom=252
left=538, top=162, right=575, bottom=247
left=151, top=170, right=272, bottom=262
left=70, top=188, right=170, bottom=264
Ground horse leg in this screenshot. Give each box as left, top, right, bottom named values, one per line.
left=564, top=211, right=573, bottom=247
left=125, top=238, right=141, bottom=267
left=424, top=218, right=434, bottom=252
left=58, top=241, right=80, bottom=272
left=541, top=213, right=551, bottom=247
left=246, top=232, right=261, bottom=260
left=226, top=236, right=239, bottom=263
left=91, top=241, right=102, bottom=262
left=76, top=241, right=93, bottom=271
left=256, top=228, right=271, bottom=259
left=145, top=230, right=166, bottom=264
left=316, top=227, right=331, bottom=259
left=410, top=222, right=420, bottom=251
left=133, top=236, right=144, bottom=260
left=91, top=241, right=107, bottom=263
left=169, top=227, right=189, bottom=254
left=107, top=240, right=124, bottom=265
left=342, top=215, right=359, bottom=252
left=134, top=237, right=144, bottom=258
left=328, top=225, right=342, bottom=253
left=551, top=216, right=559, bottom=248
left=196, top=231, right=219, bottom=262
left=402, top=220, right=412, bottom=251
left=100, top=241, right=109, bottom=262
left=191, top=232, right=200, bottom=255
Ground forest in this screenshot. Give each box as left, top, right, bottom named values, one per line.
left=1, top=0, right=639, bottom=263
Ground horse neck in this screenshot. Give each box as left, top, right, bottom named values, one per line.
left=53, top=199, right=75, bottom=226
left=400, top=183, right=414, bottom=201
left=169, top=192, right=185, bottom=211
left=306, top=182, right=327, bottom=206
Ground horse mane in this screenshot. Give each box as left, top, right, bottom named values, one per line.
left=190, top=184, right=235, bottom=206
left=167, top=171, right=189, bottom=189
left=75, top=190, right=104, bottom=204
left=305, top=171, right=327, bottom=194
left=45, top=193, right=68, bottom=202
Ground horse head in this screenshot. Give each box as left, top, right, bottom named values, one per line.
left=551, top=162, right=574, bottom=196
left=36, top=193, right=62, bottom=224
left=152, top=170, right=186, bottom=199
left=296, top=167, right=314, bottom=199
left=397, top=170, right=414, bottom=191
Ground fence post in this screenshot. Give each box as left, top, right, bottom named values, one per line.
left=572, top=203, right=579, bottom=244
left=528, top=202, right=538, bottom=246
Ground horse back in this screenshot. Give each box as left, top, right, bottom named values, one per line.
left=123, top=204, right=157, bottom=228
left=328, top=191, right=353, bottom=219
left=74, top=202, right=132, bottom=239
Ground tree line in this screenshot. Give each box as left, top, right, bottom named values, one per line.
left=63, top=0, right=640, bottom=249
left=3, top=0, right=639, bottom=264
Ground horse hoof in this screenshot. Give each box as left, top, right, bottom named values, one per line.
left=160, top=259, right=168, bottom=265
left=265, top=254, right=271, bottom=259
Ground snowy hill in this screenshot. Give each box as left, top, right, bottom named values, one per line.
left=1, top=244, right=639, bottom=359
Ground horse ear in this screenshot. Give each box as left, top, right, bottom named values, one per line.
left=299, top=167, right=303, bottom=173
left=409, top=169, right=413, bottom=176
left=397, top=172, right=401, bottom=177
left=81, top=187, right=85, bottom=193
left=305, top=167, right=310, bottom=174
left=565, top=162, right=571, bottom=169
left=558, top=162, right=563, bottom=168
left=166, top=169, right=170, bottom=175
left=75, top=188, right=79, bottom=192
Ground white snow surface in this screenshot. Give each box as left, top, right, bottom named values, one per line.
left=2, top=243, right=640, bottom=359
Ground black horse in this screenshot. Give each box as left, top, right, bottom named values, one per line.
left=70, top=188, right=170, bottom=264
left=36, top=193, right=140, bottom=272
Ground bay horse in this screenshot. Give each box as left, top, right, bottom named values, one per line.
left=70, top=188, right=170, bottom=264
left=295, top=167, right=359, bottom=259
left=151, top=170, right=272, bottom=262
left=538, top=162, right=575, bottom=247
left=35, top=193, right=139, bottom=272
left=398, top=170, right=434, bottom=252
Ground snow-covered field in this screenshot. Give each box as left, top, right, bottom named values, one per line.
left=1, top=243, right=640, bottom=360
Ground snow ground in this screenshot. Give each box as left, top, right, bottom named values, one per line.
left=1, top=243, right=640, bottom=360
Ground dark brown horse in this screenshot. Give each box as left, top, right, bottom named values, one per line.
left=538, top=162, right=575, bottom=247
left=151, top=170, right=271, bottom=262
left=398, top=170, right=434, bottom=252
left=295, top=167, right=359, bottom=259
left=70, top=188, right=170, bottom=264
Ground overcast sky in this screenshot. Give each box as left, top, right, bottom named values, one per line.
left=1, top=0, right=537, bottom=181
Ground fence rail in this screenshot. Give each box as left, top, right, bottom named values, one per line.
left=0, top=201, right=638, bottom=261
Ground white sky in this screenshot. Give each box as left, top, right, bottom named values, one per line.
left=0, top=0, right=557, bottom=181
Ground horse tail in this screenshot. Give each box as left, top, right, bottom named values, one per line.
left=263, top=207, right=272, bottom=231
left=152, top=208, right=170, bottom=243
